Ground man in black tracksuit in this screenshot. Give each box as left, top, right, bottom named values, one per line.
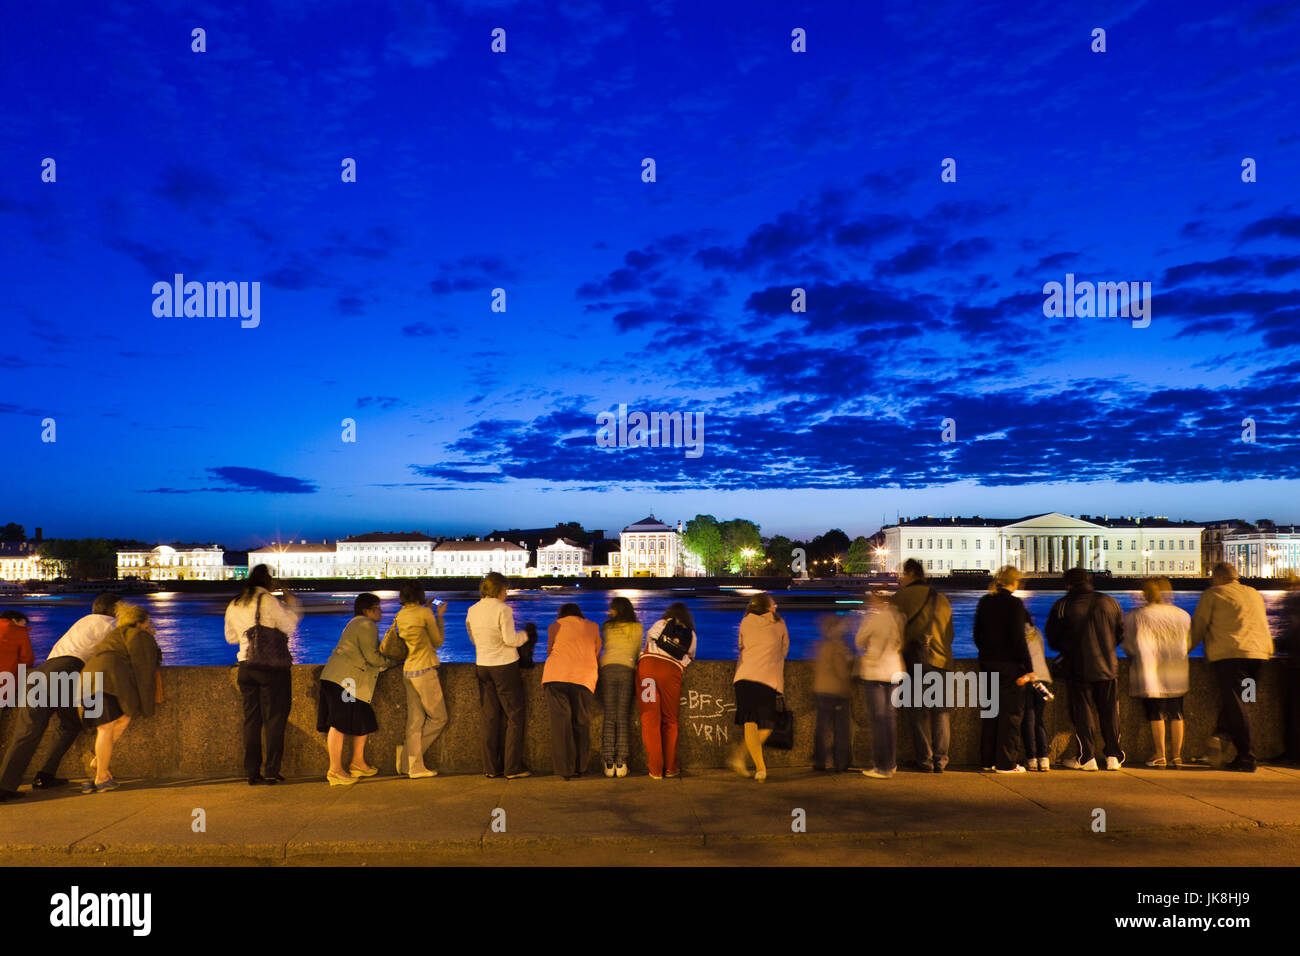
left=1045, top=568, right=1125, bottom=769
left=974, top=572, right=1036, bottom=771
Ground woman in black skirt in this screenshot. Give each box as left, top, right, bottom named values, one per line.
left=318, top=593, right=396, bottom=786
left=728, top=593, right=790, bottom=782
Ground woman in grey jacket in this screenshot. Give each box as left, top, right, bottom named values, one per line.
left=317, top=593, right=397, bottom=786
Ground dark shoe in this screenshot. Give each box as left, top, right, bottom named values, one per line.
left=0, top=789, right=25, bottom=802
left=1225, top=758, right=1257, bottom=772
left=812, top=765, right=828, bottom=772
left=932, top=766, right=944, bottom=774
left=484, top=772, right=501, bottom=779
left=248, top=775, right=265, bottom=786
left=263, top=776, right=280, bottom=786
left=33, top=772, right=68, bottom=789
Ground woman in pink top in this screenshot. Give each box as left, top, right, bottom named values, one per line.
left=728, top=593, right=790, bottom=782
left=542, top=604, right=602, bottom=780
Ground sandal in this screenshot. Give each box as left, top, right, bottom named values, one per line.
left=1145, top=757, right=1167, bottom=768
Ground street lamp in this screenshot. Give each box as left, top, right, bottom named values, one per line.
left=740, top=547, right=755, bottom=576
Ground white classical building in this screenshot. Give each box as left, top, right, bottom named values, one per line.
left=337, top=532, right=435, bottom=578
left=1223, top=526, right=1300, bottom=579
left=432, top=539, right=529, bottom=577
left=247, top=542, right=338, bottom=579
left=534, top=538, right=591, bottom=577
left=617, top=515, right=705, bottom=577
left=117, top=544, right=229, bottom=581
left=882, top=513, right=1205, bottom=577
left=0, top=542, right=58, bottom=581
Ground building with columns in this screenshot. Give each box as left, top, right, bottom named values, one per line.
left=617, top=515, right=705, bottom=577
left=534, top=538, right=591, bottom=576
left=116, top=544, right=229, bottom=581
left=1223, top=525, right=1300, bottom=579
left=881, top=513, right=1205, bottom=577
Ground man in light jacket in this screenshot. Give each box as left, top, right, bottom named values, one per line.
left=1191, top=563, right=1273, bottom=771
left=890, top=559, right=954, bottom=773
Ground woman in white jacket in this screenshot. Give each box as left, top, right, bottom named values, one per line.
left=857, top=592, right=906, bottom=779
left=223, top=564, right=301, bottom=785
left=1122, top=578, right=1192, bottom=768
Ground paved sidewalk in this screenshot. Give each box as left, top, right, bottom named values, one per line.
left=2, top=763, right=1299, bottom=866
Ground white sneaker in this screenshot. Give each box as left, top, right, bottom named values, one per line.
left=615, top=762, right=628, bottom=778
left=995, top=765, right=1028, bottom=774
left=603, top=761, right=615, bottom=778
left=862, top=768, right=894, bottom=779
left=396, top=745, right=406, bottom=776
left=1079, top=758, right=1099, bottom=771
left=1038, top=757, right=1051, bottom=771
left=1060, top=755, right=1081, bottom=770
left=1105, top=756, right=1121, bottom=771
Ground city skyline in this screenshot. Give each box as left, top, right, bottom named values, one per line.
left=5, top=0, right=1299, bottom=543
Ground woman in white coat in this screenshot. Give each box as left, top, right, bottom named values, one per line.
left=1122, top=578, right=1192, bottom=767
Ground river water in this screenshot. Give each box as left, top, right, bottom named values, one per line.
left=6, top=587, right=1295, bottom=666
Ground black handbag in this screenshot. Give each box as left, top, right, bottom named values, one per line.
left=244, top=594, right=293, bottom=669
left=768, top=693, right=794, bottom=750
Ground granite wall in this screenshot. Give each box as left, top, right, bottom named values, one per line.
left=0, top=660, right=1283, bottom=779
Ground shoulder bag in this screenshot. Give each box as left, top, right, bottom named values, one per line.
left=768, top=693, right=795, bottom=750
left=244, top=594, right=293, bottom=669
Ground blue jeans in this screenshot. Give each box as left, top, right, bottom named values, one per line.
left=813, top=693, right=850, bottom=771
left=1021, top=684, right=1049, bottom=759
left=863, top=681, right=897, bottom=774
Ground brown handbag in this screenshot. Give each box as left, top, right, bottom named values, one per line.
left=379, top=624, right=408, bottom=660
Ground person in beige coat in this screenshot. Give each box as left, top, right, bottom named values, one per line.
left=1191, top=563, right=1273, bottom=771
left=79, top=602, right=162, bottom=793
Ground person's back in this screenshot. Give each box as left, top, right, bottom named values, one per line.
left=973, top=587, right=1032, bottom=668
left=812, top=630, right=852, bottom=697
left=1192, top=580, right=1272, bottom=662
left=736, top=611, right=789, bottom=693
left=1046, top=584, right=1123, bottom=681
left=600, top=620, right=643, bottom=669
left=85, top=622, right=162, bottom=719
left=1123, top=602, right=1191, bottom=698
left=856, top=603, right=904, bottom=681
left=391, top=602, right=444, bottom=671
left=893, top=580, right=954, bottom=669
left=545, top=616, right=601, bottom=691
left=466, top=596, right=523, bottom=665
left=48, top=612, right=117, bottom=663
left=0, top=618, right=34, bottom=677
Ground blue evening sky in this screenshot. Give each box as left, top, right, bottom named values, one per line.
left=2, top=0, right=1298, bottom=548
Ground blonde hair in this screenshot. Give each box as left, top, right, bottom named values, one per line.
left=992, top=565, right=1020, bottom=592
left=115, top=601, right=150, bottom=627
left=480, top=572, right=507, bottom=599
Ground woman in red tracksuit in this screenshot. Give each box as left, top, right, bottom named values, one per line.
left=636, top=602, right=697, bottom=779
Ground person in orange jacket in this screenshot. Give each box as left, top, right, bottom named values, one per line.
left=0, top=611, right=35, bottom=679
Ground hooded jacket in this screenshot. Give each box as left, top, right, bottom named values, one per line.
left=1044, top=583, right=1123, bottom=681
